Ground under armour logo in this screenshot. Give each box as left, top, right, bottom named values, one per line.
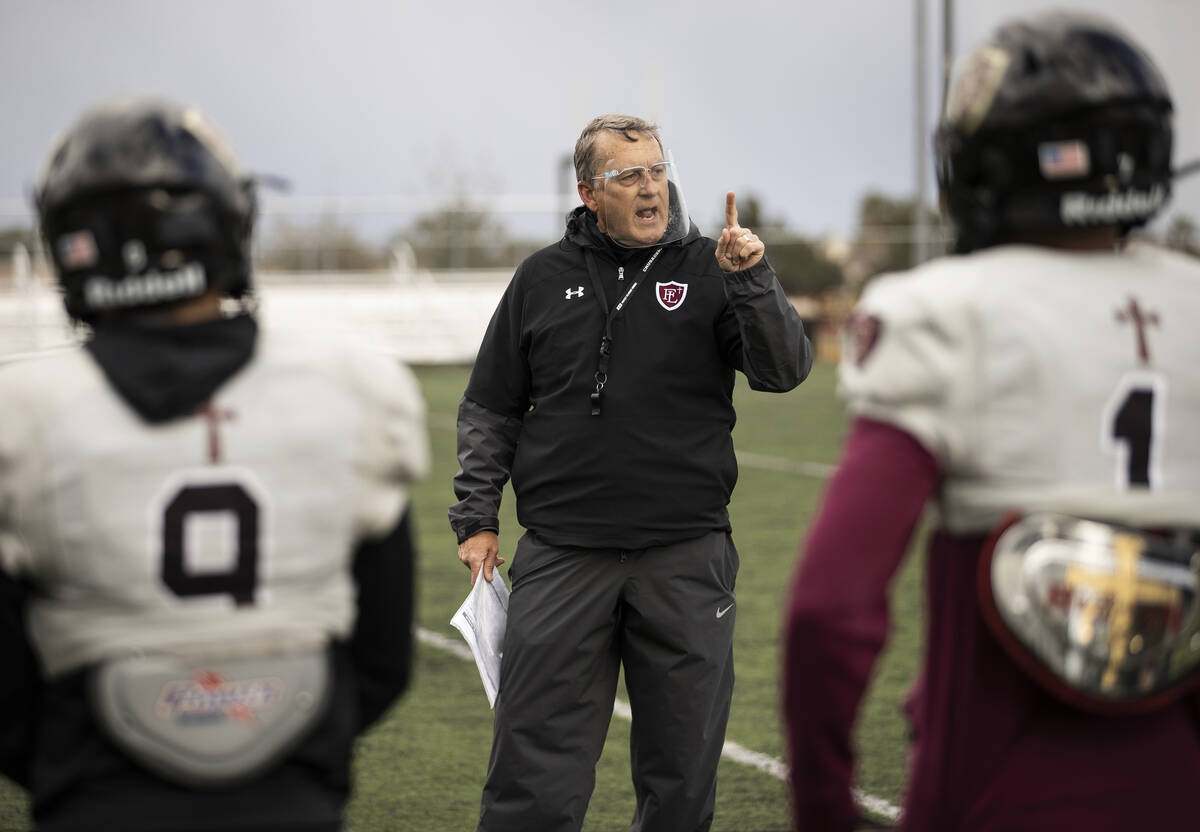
left=565, top=286, right=585, bottom=300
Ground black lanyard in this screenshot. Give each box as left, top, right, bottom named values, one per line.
left=582, top=246, right=664, bottom=416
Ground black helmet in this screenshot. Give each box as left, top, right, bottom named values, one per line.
left=935, top=12, right=1173, bottom=254
left=35, top=97, right=257, bottom=321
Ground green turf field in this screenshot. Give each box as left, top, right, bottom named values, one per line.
left=0, top=361, right=925, bottom=832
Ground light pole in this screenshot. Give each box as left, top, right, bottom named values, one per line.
left=914, top=0, right=929, bottom=266
left=915, top=0, right=955, bottom=266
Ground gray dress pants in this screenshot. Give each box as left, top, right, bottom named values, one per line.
left=477, top=530, right=739, bottom=832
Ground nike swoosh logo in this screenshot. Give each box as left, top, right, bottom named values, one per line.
left=716, top=603, right=734, bottom=619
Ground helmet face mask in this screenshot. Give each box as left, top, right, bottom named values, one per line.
left=936, top=12, right=1174, bottom=254
left=35, top=98, right=257, bottom=322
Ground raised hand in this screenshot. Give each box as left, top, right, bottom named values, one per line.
left=715, top=191, right=765, bottom=272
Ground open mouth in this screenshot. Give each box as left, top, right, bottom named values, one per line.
left=635, top=206, right=660, bottom=224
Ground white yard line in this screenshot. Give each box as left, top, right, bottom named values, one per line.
left=416, top=626, right=902, bottom=824
left=734, top=450, right=836, bottom=479
left=853, top=789, right=904, bottom=824
left=417, top=625, right=475, bottom=661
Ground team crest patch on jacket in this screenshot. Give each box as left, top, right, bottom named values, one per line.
left=656, top=281, right=688, bottom=311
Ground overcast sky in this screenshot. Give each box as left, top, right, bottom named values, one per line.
left=2, top=0, right=1198, bottom=246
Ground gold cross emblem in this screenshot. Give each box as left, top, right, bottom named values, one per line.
left=1065, top=533, right=1182, bottom=691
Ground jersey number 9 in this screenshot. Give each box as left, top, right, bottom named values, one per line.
left=160, top=483, right=260, bottom=606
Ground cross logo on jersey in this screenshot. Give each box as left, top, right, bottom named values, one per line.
left=1115, top=297, right=1159, bottom=364
left=656, top=281, right=688, bottom=311
left=196, top=402, right=237, bottom=463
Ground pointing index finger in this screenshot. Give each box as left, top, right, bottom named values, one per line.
left=725, top=191, right=738, bottom=229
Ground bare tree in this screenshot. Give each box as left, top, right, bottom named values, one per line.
left=258, top=215, right=386, bottom=271
left=388, top=199, right=540, bottom=270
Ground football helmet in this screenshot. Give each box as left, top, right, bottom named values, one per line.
left=35, top=97, right=257, bottom=321
left=935, top=12, right=1173, bottom=253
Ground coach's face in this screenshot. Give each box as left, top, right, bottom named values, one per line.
left=578, top=131, right=670, bottom=247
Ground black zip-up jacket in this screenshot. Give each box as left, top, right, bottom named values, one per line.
left=449, top=206, right=813, bottom=551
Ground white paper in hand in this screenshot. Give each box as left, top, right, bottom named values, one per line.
left=449, top=571, right=510, bottom=708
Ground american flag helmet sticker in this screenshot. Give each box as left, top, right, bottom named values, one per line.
left=56, top=229, right=99, bottom=270
left=1038, top=140, right=1091, bottom=180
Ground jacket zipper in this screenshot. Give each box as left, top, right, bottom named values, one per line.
left=618, top=266, right=624, bottom=282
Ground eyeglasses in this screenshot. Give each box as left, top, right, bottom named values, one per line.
left=590, top=161, right=671, bottom=188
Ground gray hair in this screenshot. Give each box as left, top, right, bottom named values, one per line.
left=573, top=115, right=663, bottom=183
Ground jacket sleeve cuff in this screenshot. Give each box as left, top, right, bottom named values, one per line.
left=723, top=256, right=776, bottom=291
left=453, top=518, right=500, bottom=545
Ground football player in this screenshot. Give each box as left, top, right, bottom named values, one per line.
left=0, top=98, right=429, bottom=832
left=783, top=12, right=1200, bottom=832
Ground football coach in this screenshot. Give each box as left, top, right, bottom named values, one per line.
left=449, top=113, right=813, bottom=832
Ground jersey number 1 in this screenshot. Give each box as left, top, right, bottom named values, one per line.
left=161, top=483, right=259, bottom=606
left=1103, top=373, right=1164, bottom=489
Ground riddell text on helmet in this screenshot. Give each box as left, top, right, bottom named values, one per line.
left=1060, top=185, right=1167, bottom=225
left=83, top=262, right=206, bottom=309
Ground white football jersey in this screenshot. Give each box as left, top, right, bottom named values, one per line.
left=841, top=242, right=1200, bottom=534
left=0, top=327, right=429, bottom=677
